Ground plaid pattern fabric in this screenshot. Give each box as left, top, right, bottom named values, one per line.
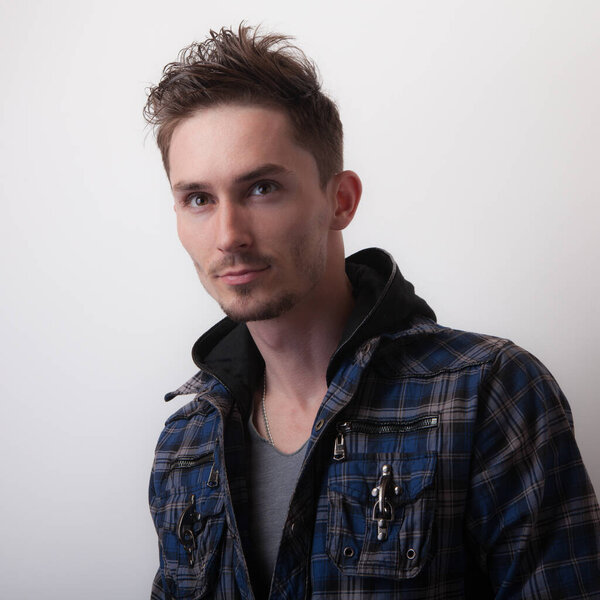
left=150, top=317, right=600, bottom=599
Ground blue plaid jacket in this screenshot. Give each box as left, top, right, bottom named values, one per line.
left=150, top=248, right=600, bottom=599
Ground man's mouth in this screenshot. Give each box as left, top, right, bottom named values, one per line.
left=217, top=266, right=270, bottom=285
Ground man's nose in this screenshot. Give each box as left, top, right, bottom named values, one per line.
left=215, top=201, right=252, bottom=253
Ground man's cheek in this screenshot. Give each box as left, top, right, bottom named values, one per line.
left=178, top=230, right=205, bottom=264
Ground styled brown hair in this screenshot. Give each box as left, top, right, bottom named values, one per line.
left=144, top=24, right=343, bottom=186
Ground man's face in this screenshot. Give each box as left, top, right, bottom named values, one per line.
left=168, top=104, right=336, bottom=322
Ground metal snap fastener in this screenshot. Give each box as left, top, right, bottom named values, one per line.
left=406, top=548, right=416, bottom=560
left=289, top=521, right=295, bottom=534
left=343, top=546, right=355, bottom=557
left=315, top=419, right=325, bottom=431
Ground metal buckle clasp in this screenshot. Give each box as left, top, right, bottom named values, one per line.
left=177, top=494, right=199, bottom=566
left=371, top=464, right=400, bottom=541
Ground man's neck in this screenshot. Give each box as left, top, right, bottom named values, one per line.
left=246, top=262, right=355, bottom=452
left=248, top=279, right=354, bottom=404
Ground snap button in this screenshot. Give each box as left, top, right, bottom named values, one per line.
left=315, top=419, right=325, bottom=431
left=343, top=546, right=355, bottom=558
left=406, top=548, right=416, bottom=560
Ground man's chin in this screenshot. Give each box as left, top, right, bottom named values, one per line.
left=220, top=293, right=298, bottom=323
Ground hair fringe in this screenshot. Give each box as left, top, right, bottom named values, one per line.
left=144, top=23, right=342, bottom=184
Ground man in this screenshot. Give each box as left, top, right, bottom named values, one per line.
left=145, top=25, right=600, bottom=599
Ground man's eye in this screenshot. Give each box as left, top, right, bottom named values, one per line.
left=186, top=193, right=209, bottom=207
left=249, top=181, right=278, bottom=196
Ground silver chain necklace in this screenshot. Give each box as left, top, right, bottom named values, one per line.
left=261, top=369, right=275, bottom=446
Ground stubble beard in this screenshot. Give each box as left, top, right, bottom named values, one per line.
left=197, top=234, right=327, bottom=323
left=221, top=284, right=299, bottom=323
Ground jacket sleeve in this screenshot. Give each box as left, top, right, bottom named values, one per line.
left=149, top=469, right=169, bottom=600
left=465, top=343, right=600, bottom=599
left=149, top=424, right=171, bottom=600
left=151, top=567, right=167, bottom=600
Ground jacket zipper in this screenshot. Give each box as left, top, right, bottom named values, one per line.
left=169, top=451, right=213, bottom=472
left=333, top=415, right=439, bottom=461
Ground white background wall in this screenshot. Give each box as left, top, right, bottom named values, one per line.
left=1, top=1, right=598, bottom=597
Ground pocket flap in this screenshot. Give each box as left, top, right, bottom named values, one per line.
left=328, top=453, right=437, bottom=504
left=397, top=454, right=437, bottom=502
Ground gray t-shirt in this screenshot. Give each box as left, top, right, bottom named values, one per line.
left=247, top=415, right=308, bottom=598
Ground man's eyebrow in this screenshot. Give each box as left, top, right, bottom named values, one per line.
left=171, top=163, right=292, bottom=192
left=233, top=163, right=292, bottom=184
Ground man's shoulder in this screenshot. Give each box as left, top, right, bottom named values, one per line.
left=376, top=317, right=535, bottom=381
left=373, top=319, right=569, bottom=427
left=153, top=389, right=224, bottom=462
left=158, top=370, right=226, bottom=430
left=162, top=393, right=210, bottom=425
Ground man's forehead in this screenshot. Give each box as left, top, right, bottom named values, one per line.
left=168, top=103, right=316, bottom=186
left=170, top=103, right=293, bottom=150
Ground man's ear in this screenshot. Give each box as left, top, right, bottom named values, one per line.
left=329, top=170, right=362, bottom=231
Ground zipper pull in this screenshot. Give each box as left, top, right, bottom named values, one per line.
left=333, top=422, right=350, bottom=461
left=207, top=463, right=219, bottom=488
left=333, top=432, right=346, bottom=461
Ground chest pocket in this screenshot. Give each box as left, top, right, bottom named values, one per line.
left=151, top=450, right=226, bottom=599
left=327, top=453, right=437, bottom=580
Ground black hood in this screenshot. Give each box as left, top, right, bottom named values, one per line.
left=180, top=248, right=435, bottom=406
left=328, top=248, right=435, bottom=379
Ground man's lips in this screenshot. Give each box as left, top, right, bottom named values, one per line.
left=217, top=266, right=270, bottom=285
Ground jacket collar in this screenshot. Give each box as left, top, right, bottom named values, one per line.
left=165, top=248, right=435, bottom=404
